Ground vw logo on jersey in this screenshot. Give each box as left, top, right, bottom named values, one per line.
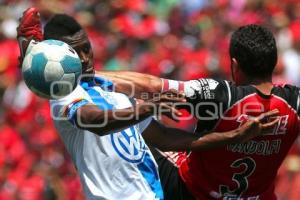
left=111, top=126, right=146, bottom=163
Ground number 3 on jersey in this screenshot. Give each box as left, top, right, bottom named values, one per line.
left=219, top=157, right=256, bottom=197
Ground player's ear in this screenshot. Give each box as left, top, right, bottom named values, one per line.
left=231, top=58, right=239, bottom=71
left=231, top=58, right=248, bottom=85
left=230, top=58, right=239, bottom=82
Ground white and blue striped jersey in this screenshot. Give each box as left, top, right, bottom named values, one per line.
left=50, top=77, right=163, bottom=200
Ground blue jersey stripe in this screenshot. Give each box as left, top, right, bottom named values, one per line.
left=137, top=152, right=164, bottom=200
left=86, top=88, right=114, bottom=110
left=80, top=78, right=114, bottom=110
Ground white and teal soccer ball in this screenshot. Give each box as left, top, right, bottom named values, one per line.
left=22, top=40, right=82, bottom=99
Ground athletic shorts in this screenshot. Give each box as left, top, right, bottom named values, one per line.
left=149, top=147, right=196, bottom=200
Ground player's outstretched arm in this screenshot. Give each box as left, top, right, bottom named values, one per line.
left=142, top=109, right=279, bottom=151
left=97, top=71, right=200, bottom=103
left=97, top=71, right=163, bottom=98
left=64, top=90, right=185, bottom=136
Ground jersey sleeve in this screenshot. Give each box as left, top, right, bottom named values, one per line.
left=50, top=86, right=90, bottom=126
left=295, top=87, right=300, bottom=117
left=276, top=84, right=300, bottom=117
left=183, top=79, right=232, bottom=115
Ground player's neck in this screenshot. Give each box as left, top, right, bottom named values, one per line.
left=244, top=77, right=273, bottom=95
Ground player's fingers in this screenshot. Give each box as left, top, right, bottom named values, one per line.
left=162, top=89, right=180, bottom=95
left=167, top=89, right=186, bottom=98
left=234, top=120, right=262, bottom=143
left=158, top=89, right=186, bottom=103
left=255, top=109, right=279, bottom=122
left=261, top=118, right=280, bottom=129
left=164, top=104, right=183, bottom=117
left=162, top=89, right=186, bottom=99
left=159, top=95, right=186, bottom=103
left=262, top=109, right=279, bottom=118
left=240, top=120, right=260, bottom=134
left=148, top=93, right=185, bottom=104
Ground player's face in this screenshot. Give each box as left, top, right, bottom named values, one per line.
left=60, top=30, right=94, bottom=77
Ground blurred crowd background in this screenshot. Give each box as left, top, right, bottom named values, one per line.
left=0, top=0, right=300, bottom=199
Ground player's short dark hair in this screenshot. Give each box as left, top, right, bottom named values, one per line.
left=229, top=24, right=277, bottom=78
left=44, top=14, right=82, bottom=40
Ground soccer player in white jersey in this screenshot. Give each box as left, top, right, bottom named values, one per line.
left=17, top=8, right=279, bottom=200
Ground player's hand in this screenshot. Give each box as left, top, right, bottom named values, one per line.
left=17, top=7, right=43, bottom=68
left=233, top=109, right=280, bottom=143
left=136, top=90, right=186, bottom=121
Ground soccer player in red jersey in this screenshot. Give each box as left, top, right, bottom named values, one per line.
left=99, top=25, right=299, bottom=200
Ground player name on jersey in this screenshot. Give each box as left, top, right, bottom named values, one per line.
left=227, top=139, right=281, bottom=156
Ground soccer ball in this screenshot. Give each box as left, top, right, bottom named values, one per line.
left=22, top=39, right=82, bottom=99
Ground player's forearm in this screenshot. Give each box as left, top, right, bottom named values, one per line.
left=143, top=120, right=199, bottom=151
left=153, top=127, right=199, bottom=151
left=178, top=120, right=264, bottom=151
left=76, top=104, right=152, bottom=136
left=143, top=120, right=257, bottom=152
left=146, top=127, right=238, bottom=152
left=97, top=71, right=162, bottom=98
left=162, top=123, right=264, bottom=151
left=190, top=130, right=243, bottom=151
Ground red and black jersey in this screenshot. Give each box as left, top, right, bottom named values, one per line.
left=179, top=78, right=300, bottom=200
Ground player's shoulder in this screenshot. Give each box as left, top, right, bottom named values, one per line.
left=50, top=84, right=87, bottom=105
left=184, top=78, right=253, bottom=100
left=228, top=82, right=300, bottom=106
left=272, top=83, right=300, bottom=97
left=231, top=83, right=300, bottom=112
left=57, top=76, right=114, bottom=104
left=271, top=84, right=300, bottom=111
left=50, top=85, right=88, bottom=118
